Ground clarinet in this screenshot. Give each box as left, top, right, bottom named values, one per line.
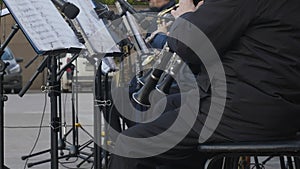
left=156, top=54, right=182, bottom=95
left=132, top=43, right=174, bottom=107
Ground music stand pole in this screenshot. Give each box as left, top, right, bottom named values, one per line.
left=0, top=24, right=19, bottom=169
left=0, top=63, right=9, bottom=169
left=48, top=54, right=59, bottom=169
left=94, top=61, right=103, bottom=169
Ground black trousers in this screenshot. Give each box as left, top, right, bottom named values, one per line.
left=107, top=92, right=209, bottom=169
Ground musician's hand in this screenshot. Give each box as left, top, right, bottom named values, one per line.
left=157, top=20, right=173, bottom=34
left=145, top=21, right=172, bottom=43
left=171, top=0, right=203, bottom=18
left=195, top=0, right=204, bottom=10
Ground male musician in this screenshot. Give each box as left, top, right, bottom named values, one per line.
left=141, top=0, right=176, bottom=49
left=142, top=0, right=176, bottom=13
left=108, top=0, right=300, bottom=168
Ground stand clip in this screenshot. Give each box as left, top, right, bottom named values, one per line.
left=1, top=95, right=8, bottom=102
left=41, top=85, right=60, bottom=93
left=95, top=99, right=112, bottom=107
left=49, top=117, right=61, bottom=132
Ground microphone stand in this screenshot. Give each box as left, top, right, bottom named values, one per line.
left=0, top=24, right=19, bottom=169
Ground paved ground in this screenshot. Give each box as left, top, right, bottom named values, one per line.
left=2, top=91, right=287, bottom=169
left=3, top=91, right=94, bottom=169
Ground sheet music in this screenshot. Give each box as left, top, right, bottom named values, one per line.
left=3, top=0, right=85, bottom=54
left=67, top=0, right=120, bottom=53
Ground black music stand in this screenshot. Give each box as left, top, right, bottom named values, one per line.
left=0, top=24, right=19, bottom=169
left=20, top=53, right=94, bottom=168
left=0, top=65, right=9, bottom=169
left=92, top=1, right=155, bottom=168
left=47, top=52, right=60, bottom=169
left=94, top=55, right=120, bottom=169
left=0, top=61, right=9, bottom=169
left=94, top=61, right=104, bottom=169
left=19, top=49, right=84, bottom=169
left=3, top=0, right=85, bottom=168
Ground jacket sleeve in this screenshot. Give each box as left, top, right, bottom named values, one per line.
left=167, top=0, right=257, bottom=64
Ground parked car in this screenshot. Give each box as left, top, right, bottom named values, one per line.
left=1, top=47, right=23, bottom=94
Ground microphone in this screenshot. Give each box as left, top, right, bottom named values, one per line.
left=51, top=0, right=80, bottom=19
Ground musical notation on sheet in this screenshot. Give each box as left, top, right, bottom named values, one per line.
left=4, top=0, right=85, bottom=53
left=68, top=0, right=120, bottom=53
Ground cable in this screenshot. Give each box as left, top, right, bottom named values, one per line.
left=63, top=92, right=69, bottom=134
left=23, top=92, right=48, bottom=169
left=4, top=126, right=49, bottom=128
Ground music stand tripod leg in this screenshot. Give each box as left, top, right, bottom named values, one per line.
left=21, top=149, right=51, bottom=160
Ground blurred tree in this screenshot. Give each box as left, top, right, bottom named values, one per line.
left=96, top=0, right=148, bottom=5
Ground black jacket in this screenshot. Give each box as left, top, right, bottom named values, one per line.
left=168, top=0, right=300, bottom=142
